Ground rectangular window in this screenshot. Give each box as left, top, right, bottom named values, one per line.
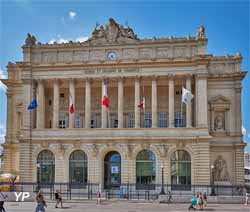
left=141, top=112, right=152, bottom=128
left=59, top=112, right=68, bottom=128
left=175, top=112, right=186, bottom=127
left=158, top=112, right=168, bottom=128
left=128, top=112, right=135, bottom=128
left=75, top=113, right=81, bottom=128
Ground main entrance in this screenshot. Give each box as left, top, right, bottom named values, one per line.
left=104, top=151, right=121, bottom=189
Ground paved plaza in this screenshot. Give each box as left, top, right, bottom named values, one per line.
left=3, top=201, right=250, bottom=212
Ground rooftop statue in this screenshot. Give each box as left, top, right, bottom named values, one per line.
left=90, top=18, right=138, bottom=43
left=25, top=33, right=36, bottom=45
left=196, top=25, right=205, bottom=38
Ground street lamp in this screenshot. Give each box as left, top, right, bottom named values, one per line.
left=210, top=164, right=216, bottom=196
left=160, top=162, right=166, bottom=195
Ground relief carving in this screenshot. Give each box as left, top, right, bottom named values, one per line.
left=42, top=52, right=57, bottom=64
left=214, top=155, right=230, bottom=182
left=156, top=48, right=169, bottom=58
left=88, top=144, right=99, bottom=157
left=58, top=51, right=73, bottom=63
left=73, top=51, right=89, bottom=62
left=41, top=141, right=49, bottom=148
left=139, top=48, right=152, bottom=59
left=123, top=49, right=138, bottom=60
left=155, top=144, right=168, bottom=157
left=32, top=53, right=41, bottom=64
left=174, top=47, right=186, bottom=58
left=90, top=50, right=104, bottom=60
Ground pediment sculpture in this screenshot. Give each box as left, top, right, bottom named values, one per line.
left=90, top=18, right=139, bottom=44
left=196, top=25, right=205, bottom=38
left=25, top=33, right=36, bottom=46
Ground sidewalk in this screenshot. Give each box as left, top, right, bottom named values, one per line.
left=4, top=201, right=250, bottom=212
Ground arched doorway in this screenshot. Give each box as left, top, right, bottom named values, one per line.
left=136, top=150, right=156, bottom=189
left=171, top=150, right=191, bottom=190
left=104, top=151, right=121, bottom=189
left=69, top=150, right=88, bottom=184
left=37, top=150, right=55, bottom=184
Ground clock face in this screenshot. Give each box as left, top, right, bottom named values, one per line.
left=107, top=51, right=117, bottom=60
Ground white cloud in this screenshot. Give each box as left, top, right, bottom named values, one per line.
left=0, top=81, right=7, bottom=92
left=0, top=134, right=5, bottom=144
left=0, top=124, right=5, bottom=134
left=0, top=69, right=7, bottom=79
left=69, top=11, right=76, bottom=19
left=76, top=36, right=88, bottom=42
left=242, top=126, right=246, bottom=135
left=49, top=36, right=88, bottom=44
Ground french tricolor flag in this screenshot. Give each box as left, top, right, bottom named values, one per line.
left=138, top=96, right=145, bottom=110
left=102, top=79, right=109, bottom=108
left=69, top=93, right=75, bottom=114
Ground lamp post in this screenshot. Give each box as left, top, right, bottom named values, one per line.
left=210, top=164, right=216, bottom=196
left=160, top=162, right=166, bottom=195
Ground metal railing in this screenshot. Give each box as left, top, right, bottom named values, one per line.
left=0, top=182, right=248, bottom=201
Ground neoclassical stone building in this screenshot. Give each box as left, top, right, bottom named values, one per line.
left=2, top=19, right=245, bottom=190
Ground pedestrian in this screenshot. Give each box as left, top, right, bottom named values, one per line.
left=203, top=192, right=207, bottom=207
left=0, top=188, right=7, bottom=212
left=197, top=192, right=204, bottom=210
left=245, top=192, right=249, bottom=206
left=188, top=195, right=197, bottom=210
left=96, top=191, right=101, bottom=205
left=35, top=190, right=47, bottom=212
left=54, top=190, right=63, bottom=208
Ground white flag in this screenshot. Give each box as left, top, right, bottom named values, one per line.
left=182, top=87, right=193, bottom=104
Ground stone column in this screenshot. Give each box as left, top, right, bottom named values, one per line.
left=36, top=79, right=45, bottom=128
left=68, top=79, right=75, bottom=128
left=85, top=78, right=91, bottom=128
left=186, top=76, right=192, bottom=127
left=52, top=79, right=59, bottom=128
left=134, top=77, right=140, bottom=128
left=168, top=76, right=175, bottom=128
left=235, top=83, right=242, bottom=135
left=118, top=77, right=124, bottom=128
left=195, top=74, right=208, bottom=128
left=101, top=79, right=108, bottom=128
left=151, top=77, right=158, bottom=128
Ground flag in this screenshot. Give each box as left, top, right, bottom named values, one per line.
left=69, top=93, right=75, bottom=114
left=137, top=96, right=145, bottom=109
left=27, top=99, right=37, bottom=110
left=102, top=79, right=109, bottom=108
left=181, top=87, right=193, bottom=104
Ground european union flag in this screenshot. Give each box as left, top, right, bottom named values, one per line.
left=27, top=99, right=38, bottom=110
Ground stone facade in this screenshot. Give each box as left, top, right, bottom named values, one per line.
left=2, top=19, right=245, bottom=189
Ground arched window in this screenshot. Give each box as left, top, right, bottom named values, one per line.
left=171, top=150, right=191, bottom=189
left=69, top=150, right=88, bottom=184
left=37, top=150, right=55, bottom=183
left=136, top=150, right=156, bottom=188
left=104, top=151, right=121, bottom=189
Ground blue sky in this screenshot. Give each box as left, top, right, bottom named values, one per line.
left=0, top=0, right=249, bottom=150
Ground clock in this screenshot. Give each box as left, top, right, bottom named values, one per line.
left=107, top=51, right=117, bottom=60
